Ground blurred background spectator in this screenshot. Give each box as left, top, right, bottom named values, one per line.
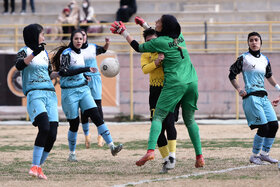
left=80, top=0, right=99, bottom=32
left=3, top=0, right=15, bottom=15
left=20, top=0, right=35, bottom=14
left=116, top=0, right=137, bottom=22
left=61, top=0, right=79, bottom=40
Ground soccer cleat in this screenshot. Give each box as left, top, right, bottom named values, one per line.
left=28, top=165, right=38, bottom=177
left=195, top=155, right=205, bottom=168
left=37, top=167, right=47, bottom=180
left=110, top=144, right=123, bottom=156
left=68, top=153, right=78, bottom=162
left=159, top=161, right=168, bottom=174
left=259, top=154, right=278, bottom=164
left=85, top=134, right=91, bottom=149
left=136, top=150, right=155, bottom=166
left=97, top=135, right=104, bottom=147
left=165, top=156, right=176, bottom=170
left=249, top=155, right=263, bottom=165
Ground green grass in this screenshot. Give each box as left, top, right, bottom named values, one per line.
left=0, top=138, right=271, bottom=152
left=0, top=145, right=32, bottom=152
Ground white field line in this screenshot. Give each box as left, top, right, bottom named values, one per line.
left=113, top=165, right=260, bottom=187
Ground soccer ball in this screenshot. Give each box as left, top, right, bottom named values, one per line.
left=100, top=57, right=120, bottom=77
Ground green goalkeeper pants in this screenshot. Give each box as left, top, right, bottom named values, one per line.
left=148, top=108, right=202, bottom=156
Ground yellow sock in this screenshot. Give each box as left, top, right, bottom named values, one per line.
left=168, top=140, right=177, bottom=154
left=158, top=145, right=169, bottom=158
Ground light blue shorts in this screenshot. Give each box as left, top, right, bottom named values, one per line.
left=88, top=75, right=102, bottom=100
left=27, top=90, right=58, bottom=123
left=61, top=85, right=96, bottom=120
left=243, top=95, right=277, bottom=126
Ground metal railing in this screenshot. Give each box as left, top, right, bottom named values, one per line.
left=1, top=21, right=280, bottom=53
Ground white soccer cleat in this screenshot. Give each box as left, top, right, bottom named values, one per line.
left=165, top=156, right=176, bottom=170
left=68, top=153, right=78, bottom=162
left=249, top=155, right=263, bottom=165
left=259, top=154, right=278, bottom=164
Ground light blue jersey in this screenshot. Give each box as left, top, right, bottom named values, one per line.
left=81, top=43, right=105, bottom=100
left=17, top=47, right=55, bottom=95
left=229, top=51, right=276, bottom=126
left=59, top=47, right=96, bottom=119
left=241, top=52, right=270, bottom=94
left=59, top=48, right=88, bottom=89
left=82, top=43, right=101, bottom=77
left=15, top=46, right=58, bottom=123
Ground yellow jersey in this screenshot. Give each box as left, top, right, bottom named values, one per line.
left=141, top=52, right=164, bottom=87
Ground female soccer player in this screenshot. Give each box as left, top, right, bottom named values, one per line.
left=52, top=29, right=122, bottom=162
left=140, top=28, right=179, bottom=173
left=80, top=30, right=109, bottom=148
left=15, top=24, right=59, bottom=180
left=110, top=15, right=204, bottom=168
left=229, top=32, right=279, bottom=165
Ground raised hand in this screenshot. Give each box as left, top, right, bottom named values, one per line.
left=135, top=16, right=150, bottom=29
left=105, top=37, right=110, bottom=43
left=110, top=21, right=126, bottom=35
left=33, top=43, right=46, bottom=56
left=135, top=16, right=145, bottom=26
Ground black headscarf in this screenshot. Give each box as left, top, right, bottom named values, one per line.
left=157, top=14, right=181, bottom=39
left=23, top=24, right=43, bottom=51
left=156, top=15, right=184, bottom=58
left=68, top=29, right=83, bottom=54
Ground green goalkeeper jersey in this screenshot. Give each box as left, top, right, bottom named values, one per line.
left=139, top=33, right=198, bottom=87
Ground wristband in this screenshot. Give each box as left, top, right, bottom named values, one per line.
left=142, top=22, right=150, bottom=29
left=275, top=84, right=280, bottom=91
left=121, top=30, right=129, bottom=38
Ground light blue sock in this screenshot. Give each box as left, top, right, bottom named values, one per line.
left=32, top=146, right=44, bottom=166
left=262, top=137, right=275, bottom=153
left=97, top=124, right=112, bottom=144
left=82, top=122, right=90, bottom=136
left=40, top=151, right=49, bottom=165
left=68, top=130, right=77, bottom=152
left=252, top=134, right=264, bottom=154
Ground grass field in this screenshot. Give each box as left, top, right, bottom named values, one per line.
left=0, top=122, right=280, bottom=187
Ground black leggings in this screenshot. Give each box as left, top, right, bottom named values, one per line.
left=157, top=112, right=177, bottom=147
left=254, top=121, right=279, bottom=138
left=44, top=122, right=58, bottom=152
left=33, top=112, right=58, bottom=153
left=81, top=100, right=104, bottom=124
left=69, top=107, right=103, bottom=133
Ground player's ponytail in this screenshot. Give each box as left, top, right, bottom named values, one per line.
left=51, top=44, right=68, bottom=71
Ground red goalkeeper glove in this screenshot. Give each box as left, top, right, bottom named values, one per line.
left=110, top=21, right=129, bottom=38
left=134, top=16, right=150, bottom=29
